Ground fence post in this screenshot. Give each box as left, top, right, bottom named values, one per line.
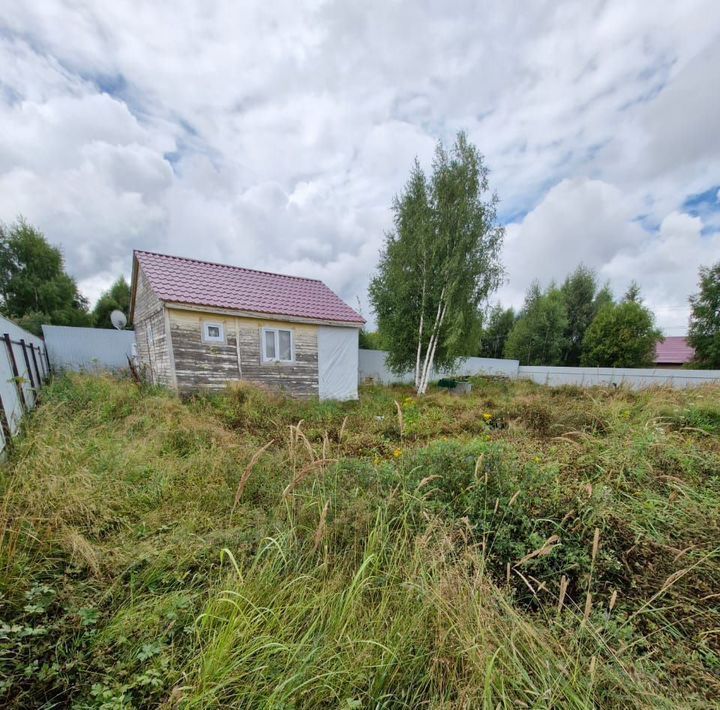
left=30, top=345, right=42, bottom=386
left=20, top=339, right=36, bottom=393
left=43, top=345, right=51, bottom=377
left=4, top=333, right=27, bottom=413
left=0, top=393, right=13, bottom=454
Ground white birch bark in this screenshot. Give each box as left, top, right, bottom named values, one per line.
left=417, top=288, right=447, bottom=394
left=418, top=301, right=448, bottom=394
left=414, top=268, right=427, bottom=389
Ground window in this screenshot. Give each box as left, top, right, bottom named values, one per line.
left=202, top=322, right=225, bottom=343
left=262, top=328, right=293, bottom=362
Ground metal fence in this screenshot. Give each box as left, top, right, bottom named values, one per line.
left=42, top=325, right=136, bottom=372
left=0, top=316, right=50, bottom=454
left=358, top=349, right=520, bottom=385
left=359, top=348, right=720, bottom=390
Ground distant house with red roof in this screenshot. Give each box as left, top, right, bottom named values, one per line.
left=654, top=336, right=695, bottom=369
left=129, top=251, right=364, bottom=399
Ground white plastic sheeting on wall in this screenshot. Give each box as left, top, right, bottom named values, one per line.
left=318, top=326, right=359, bottom=400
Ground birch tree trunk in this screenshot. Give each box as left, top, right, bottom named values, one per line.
left=414, top=267, right=428, bottom=389
left=418, top=302, right=447, bottom=394
left=417, top=289, right=447, bottom=394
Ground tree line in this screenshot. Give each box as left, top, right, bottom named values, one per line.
left=369, top=132, right=720, bottom=389
left=480, top=269, right=663, bottom=368
left=0, top=219, right=131, bottom=336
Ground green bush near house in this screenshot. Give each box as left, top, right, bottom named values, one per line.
left=1, top=374, right=719, bottom=707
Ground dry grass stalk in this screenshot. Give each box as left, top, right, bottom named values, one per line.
left=290, top=421, right=315, bottom=462
left=516, top=535, right=560, bottom=566
left=591, top=527, right=601, bottom=563
left=608, top=589, right=618, bottom=612
left=322, top=431, right=329, bottom=460
left=557, top=575, right=569, bottom=613
left=232, top=439, right=275, bottom=511
left=514, top=568, right=537, bottom=596
left=62, top=526, right=102, bottom=577
left=338, top=415, right=348, bottom=442
left=493, top=498, right=500, bottom=515
left=282, top=458, right=337, bottom=497
left=313, top=500, right=330, bottom=550
left=583, top=591, right=593, bottom=622
left=506, top=562, right=511, bottom=585
left=394, top=400, right=404, bottom=438
left=474, top=454, right=485, bottom=482
left=508, top=490, right=520, bottom=506
left=417, top=475, right=441, bottom=490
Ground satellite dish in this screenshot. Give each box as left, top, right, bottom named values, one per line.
left=110, top=310, right=127, bottom=330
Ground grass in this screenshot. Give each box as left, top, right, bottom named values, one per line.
left=0, top=373, right=719, bottom=708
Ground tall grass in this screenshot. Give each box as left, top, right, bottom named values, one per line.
left=0, top=373, right=718, bottom=707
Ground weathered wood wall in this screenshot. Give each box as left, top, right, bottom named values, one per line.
left=133, top=267, right=174, bottom=386
left=168, top=309, right=319, bottom=398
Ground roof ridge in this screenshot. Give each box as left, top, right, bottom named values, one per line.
left=134, top=249, right=325, bottom=284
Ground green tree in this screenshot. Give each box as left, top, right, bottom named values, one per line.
left=479, top=304, right=515, bottom=359
left=358, top=329, right=386, bottom=350
left=93, top=276, right=131, bottom=329
left=504, top=282, right=568, bottom=365
left=560, top=265, right=614, bottom=365
left=369, top=132, right=504, bottom=393
left=581, top=286, right=662, bottom=367
left=687, top=261, right=720, bottom=368
left=0, top=218, right=92, bottom=336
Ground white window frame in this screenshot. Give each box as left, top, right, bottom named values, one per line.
left=202, top=321, right=225, bottom=344
left=262, top=327, right=294, bottom=363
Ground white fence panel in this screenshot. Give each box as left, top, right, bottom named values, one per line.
left=517, top=366, right=720, bottom=389
left=359, top=349, right=720, bottom=391
left=358, top=349, right=520, bottom=385
left=0, top=315, right=50, bottom=453
left=42, top=325, right=136, bottom=372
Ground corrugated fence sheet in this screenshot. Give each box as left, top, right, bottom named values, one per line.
left=0, top=315, right=51, bottom=453
left=517, top=365, right=720, bottom=389
left=358, top=349, right=520, bottom=385
left=42, top=325, right=136, bottom=372
left=359, top=349, right=720, bottom=390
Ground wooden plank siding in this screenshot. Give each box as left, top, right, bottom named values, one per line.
left=168, top=309, right=319, bottom=398
left=133, top=266, right=174, bottom=386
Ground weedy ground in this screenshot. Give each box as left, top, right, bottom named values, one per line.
left=0, top=373, right=719, bottom=708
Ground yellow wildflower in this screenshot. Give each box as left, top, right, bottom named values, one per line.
left=483, top=412, right=492, bottom=421
left=393, top=448, right=403, bottom=458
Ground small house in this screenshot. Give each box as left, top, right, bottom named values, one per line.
left=129, top=251, right=364, bottom=399
left=654, top=336, right=695, bottom=369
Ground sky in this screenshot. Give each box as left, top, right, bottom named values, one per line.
left=1, top=1, right=719, bottom=334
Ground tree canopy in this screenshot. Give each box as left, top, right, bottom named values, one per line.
left=0, top=218, right=91, bottom=335
left=93, top=276, right=131, bottom=329
left=560, top=265, right=611, bottom=365
left=369, top=132, right=504, bottom=393
left=503, top=282, right=568, bottom=365
left=581, top=287, right=662, bottom=367
left=688, top=261, right=720, bottom=368
left=478, top=305, right=515, bottom=359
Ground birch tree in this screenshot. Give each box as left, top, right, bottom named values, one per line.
left=369, top=133, right=504, bottom=394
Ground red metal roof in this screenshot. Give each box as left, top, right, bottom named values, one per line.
left=655, top=336, right=695, bottom=364
left=134, top=251, right=364, bottom=324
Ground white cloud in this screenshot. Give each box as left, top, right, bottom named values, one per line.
left=499, top=179, right=719, bottom=333
left=0, top=0, right=718, bottom=329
